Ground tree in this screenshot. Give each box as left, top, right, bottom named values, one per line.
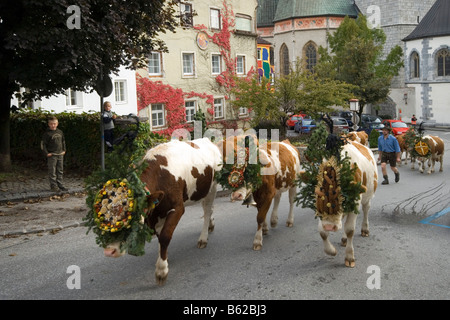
left=0, top=0, right=178, bottom=171
left=316, top=14, right=403, bottom=122
left=232, top=59, right=354, bottom=135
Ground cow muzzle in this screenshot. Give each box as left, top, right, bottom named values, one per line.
left=104, top=243, right=126, bottom=258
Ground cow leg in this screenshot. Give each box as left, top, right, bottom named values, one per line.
left=155, top=206, right=184, bottom=285
left=319, top=220, right=337, bottom=256
left=253, top=198, right=273, bottom=251
left=439, top=155, right=444, bottom=172
left=286, top=186, right=296, bottom=227
left=361, top=201, right=370, bottom=237
left=270, top=192, right=281, bottom=228
left=197, top=182, right=217, bottom=249
left=344, top=212, right=357, bottom=268
left=429, top=158, right=435, bottom=174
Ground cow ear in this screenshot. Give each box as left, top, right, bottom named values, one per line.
left=148, top=191, right=164, bottom=208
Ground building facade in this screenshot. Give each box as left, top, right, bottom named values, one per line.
left=403, top=0, right=450, bottom=126
left=136, top=0, right=258, bottom=134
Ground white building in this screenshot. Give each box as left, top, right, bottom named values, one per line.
left=11, top=65, right=138, bottom=116
left=403, top=0, right=450, bottom=126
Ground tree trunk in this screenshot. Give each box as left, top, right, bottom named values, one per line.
left=0, top=88, right=12, bottom=172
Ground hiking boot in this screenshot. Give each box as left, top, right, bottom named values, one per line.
left=395, top=172, right=400, bottom=183
left=50, top=186, right=60, bottom=192
left=382, top=175, right=389, bottom=185
left=59, top=186, right=69, bottom=192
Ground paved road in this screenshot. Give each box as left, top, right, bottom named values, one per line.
left=0, top=130, right=449, bottom=304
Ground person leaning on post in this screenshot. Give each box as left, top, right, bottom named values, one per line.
left=378, top=126, right=401, bottom=185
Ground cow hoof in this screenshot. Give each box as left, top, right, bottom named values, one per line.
left=197, top=240, right=208, bottom=249
left=345, top=259, right=355, bottom=268
left=155, top=274, right=168, bottom=286
left=361, top=229, right=370, bottom=237
left=324, top=246, right=337, bottom=256
left=340, top=238, right=347, bottom=247
left=286, top=221, right=293, bottom=228
left=253, top=244, right=262, bottom=251
left=208, top=225, right=215, bottom=233
left=271, top=221, right=278, bottom=228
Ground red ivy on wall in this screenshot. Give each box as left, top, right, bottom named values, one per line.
left=136, top=75, right=214, bottom=137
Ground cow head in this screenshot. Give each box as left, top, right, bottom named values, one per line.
left=315, top=157, right=345, bottom=232
left=215, top=134, right=263, bottom=206
left=103, top=191, right=164, bottom=258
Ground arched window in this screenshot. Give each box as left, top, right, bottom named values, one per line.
left=437, top=48, right=450, bottom=77
left=280, top=44, right=290, bottom=76
left=410, top=52, right=420, bottom=79
left=304, top=42, right=317, bottom=72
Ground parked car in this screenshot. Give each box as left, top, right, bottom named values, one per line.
left=286, top=114, right=307, bottom=130
left=332, top=111, right=354, bottom=128
left=381, top=119, right=409, bottom=136
left=294, top=119, right=317, bottom=134
left=330, top=116, right=350, bottom=133
left=359, top=114, right=385, bottom=135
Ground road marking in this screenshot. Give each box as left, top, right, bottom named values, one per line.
left=419, top=207, right=450, bottom=229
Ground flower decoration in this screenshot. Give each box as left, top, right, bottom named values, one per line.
left=93, top=179, right=135, bottom=233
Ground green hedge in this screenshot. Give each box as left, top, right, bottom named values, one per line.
left=10, top=109, right=163, bottom=174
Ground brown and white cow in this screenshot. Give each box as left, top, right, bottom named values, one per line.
left=345, top=131, right=369, bottom=147
left=217, top=136, right=302, bottom=250
left=417, top=135, right=444, bottom=174
left=316, top=141, right=377, bottom=268
left=103, top=138, right=222, bottom=285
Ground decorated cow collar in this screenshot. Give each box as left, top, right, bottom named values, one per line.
left=215, top=146, right=262, bottom=192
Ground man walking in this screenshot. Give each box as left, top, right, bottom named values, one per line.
left=378, top=127, right=401, bottom=185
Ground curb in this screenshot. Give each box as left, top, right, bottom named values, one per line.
left=0, top=188, right=85, bottom=204
left=1, top=188, right=231, bottom=237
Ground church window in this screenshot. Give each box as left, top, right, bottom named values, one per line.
left=437, top=49, right=450, bottom=77
left=304, top=42, right=317, bottom=72
left=410, top=52, right=420, bottom=79
left=280, top=44, right=290, bottom=76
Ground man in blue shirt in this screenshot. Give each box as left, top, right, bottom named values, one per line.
left=378, top=127, right=401, bottom=184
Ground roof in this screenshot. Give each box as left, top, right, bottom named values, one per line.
left=273, top=0, right=359, bottom=23
left=403, top=0, right=450, bottom=41
left=257, top=0, right=280, bottom=27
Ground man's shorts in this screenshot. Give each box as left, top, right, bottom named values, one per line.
left=381, top=152, right=397, bottom=167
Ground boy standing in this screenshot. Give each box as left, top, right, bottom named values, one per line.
left=41, top=116, right=67, bottom=192
left=102, top=101, right=116, bottom=152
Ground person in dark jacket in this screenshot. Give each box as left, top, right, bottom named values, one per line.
left=41, top=116, right=67, bottom=192
left=102, top=101, right=116, bottom=152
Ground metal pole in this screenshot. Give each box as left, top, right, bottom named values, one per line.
left=100, top=67, right=105, bottom=171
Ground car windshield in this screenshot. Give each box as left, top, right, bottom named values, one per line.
left=292, top=116, right=301, bottom=120
left=363, top=115, right=382, bottom=123
left=392, top=122, right=407, bottom=128
left=371, top=123, right=384, bottom=129
left=303, top=120, right=315, bottom=125
left=333, top=119, right=347, bottom=125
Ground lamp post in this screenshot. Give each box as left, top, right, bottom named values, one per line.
left=349, top=99, right=359, bottom=131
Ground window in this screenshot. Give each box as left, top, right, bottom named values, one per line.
left=214, top=98, right=224, bottom=119
left=235, top=14, right=252, bottom=32
left=305, top=42, right=317, bottom=72
left=437, top=49, right=450, bottom=77
left=182, top=52, right=195, bottom=76
left=410, top=52, right=420, bottom=79
left=149, top=51, right=162, bottom=76
left=114, top=80, right=127, bottom=103
left=185, top=100, right=196, bottom=123
left=211, top=54, right=222, bottom=74
left=239, top=107, right=248, bottom=116
left=280, top=44, right=290, bottom=76
left=236, top=55, right=246, bottom=75
left=65, top=89, right=77, bottom=107
left=257, top=48, right=261, bottom=60
left=151, top=104, right=165, bottom=127
left=210, top=8, right=221, bottom=29
left=180, top=2, right=193, bottom=27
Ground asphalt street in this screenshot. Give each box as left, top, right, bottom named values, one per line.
left=0, top=130, right=449, bottom=303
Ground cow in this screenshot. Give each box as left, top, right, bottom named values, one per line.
left=316, top=141, right=377, bottom=268
left=216, top=136, right=302, bottom=250
left=345, top=131, right=369, bottom=147
left=103, top=138, right=222, bottom=285
left=416, top=135, right=444, bottom=174
left=396, top=133, right=409, bottom=166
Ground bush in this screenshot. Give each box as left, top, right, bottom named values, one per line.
left=10, top=109, right=162, bottom=174
left=369, top=129, right=380, bottom=148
